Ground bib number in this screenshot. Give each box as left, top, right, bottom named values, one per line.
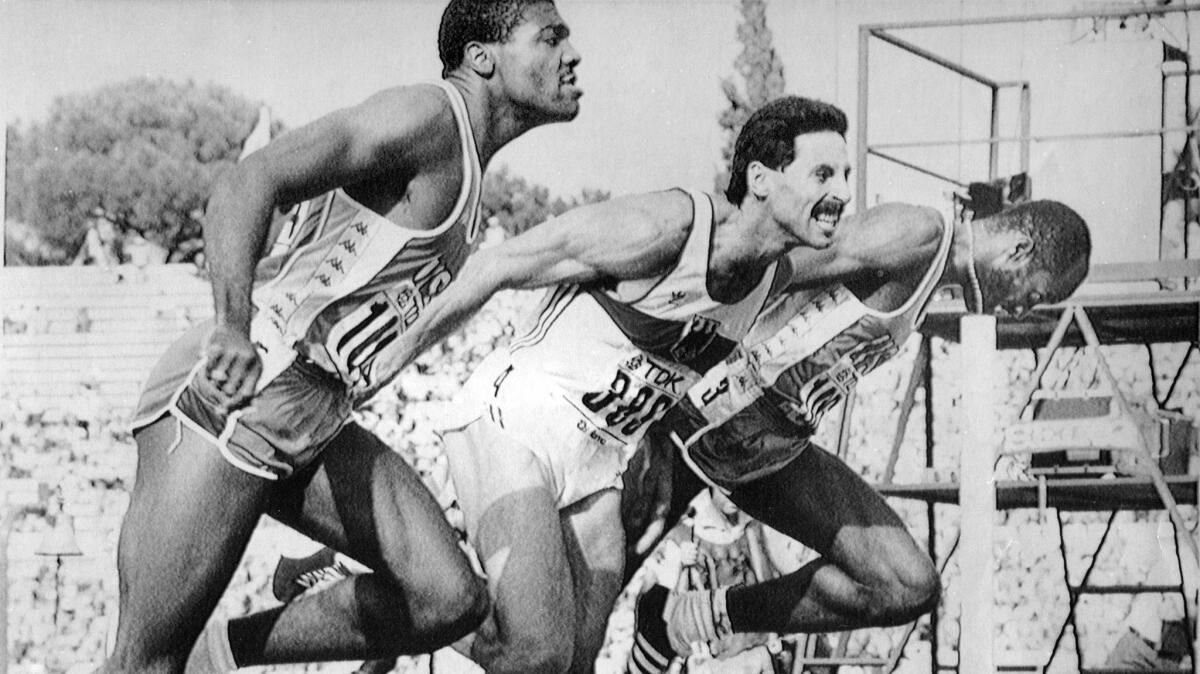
left=580, top=369, right=678, bottom=438
left=326, top=283, right=422, bottom=387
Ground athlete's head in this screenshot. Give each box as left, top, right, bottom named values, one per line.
left=439, top=0, right=582, bottom=124
left=969, top=200, right=1091, bottom=316
left=726, top=96, right=851, bottom=249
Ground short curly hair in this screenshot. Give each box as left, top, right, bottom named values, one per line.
left=725, top=96, right=848, bottom=205
left=986, top=199, right=1091, bottom=302
left=438, top=0, right=554, bottom=77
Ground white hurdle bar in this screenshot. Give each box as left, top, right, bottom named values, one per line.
left=960, top=314, right=997, bottom=672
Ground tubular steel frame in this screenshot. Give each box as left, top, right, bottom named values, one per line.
left=851, top=5, right=1200, bottom=673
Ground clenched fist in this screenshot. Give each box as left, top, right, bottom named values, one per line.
left=196, top=324, right=262, bottom=411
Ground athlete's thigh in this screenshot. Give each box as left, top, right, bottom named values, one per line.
left=728, top=443, right=919, bottom=573
left=113, top=416, right=269, bottom=662
left=560, top=488, right=624, bottom=669
left=265, top=423, right=471, bottom=587
left=443, top=421, right=574, bottom=651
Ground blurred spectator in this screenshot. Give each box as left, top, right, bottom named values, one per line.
left=73, top=216, right=121, bottom=268
left=627, top=488, right=831, bottom=674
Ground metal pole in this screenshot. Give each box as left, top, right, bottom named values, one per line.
left=867, top=149, right=969, bottom=188
left=857, top=25, right=870, bottom=208
left=1019, top=83, right=1031, bottom=175
left=862, top=3, right=1200, bottom=32
left=959, top=315, right=997, bottom=673
left=870, top=124, right=1200, bottom=150
left=871, top=29, right=1002, bottom=89
left=922, top=336, right=938, bottom=674
left=989, top=85, right=1001, bottom=181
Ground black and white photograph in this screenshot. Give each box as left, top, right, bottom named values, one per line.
left=2, top=0, right=1198, bottom=672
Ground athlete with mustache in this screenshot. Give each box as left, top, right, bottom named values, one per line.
left=336, top=95, right=851, bottom=673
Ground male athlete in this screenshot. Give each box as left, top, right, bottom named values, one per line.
left=329, top=95, right=852, bottom=673
left=620, top=197, right=1092, bottom=664
left=99, top=2, right=583, bottom=672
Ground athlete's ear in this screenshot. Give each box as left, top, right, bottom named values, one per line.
left=464, top=41, right=495, bottom=78
left=1002, top=232, right=1035, bottom=269
left=746, top=161, right=772, bottom=201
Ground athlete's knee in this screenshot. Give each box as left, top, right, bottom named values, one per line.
left=863, top=552, right=940, bottom=625
left=401, top=569, right=490, bottom=644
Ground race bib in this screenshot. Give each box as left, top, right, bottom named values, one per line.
left=576, top=352, right=692, bottom=442
left=685, top=346, right=768, bottom=429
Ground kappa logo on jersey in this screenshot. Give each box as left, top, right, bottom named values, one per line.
left=669, top=315, right=721, bottom=363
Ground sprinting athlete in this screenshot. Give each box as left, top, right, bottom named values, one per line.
left=620, top=198, right=1092, bottom=662
left=369, top=95, right=853, bottom=673
left=99, top=2, right=583, bottom=672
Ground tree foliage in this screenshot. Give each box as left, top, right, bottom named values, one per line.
left=482, top=166, right=608, bottom=237
left=5, top=78, right=273, bottom=265
left=715, top=0, right=787, bottom=193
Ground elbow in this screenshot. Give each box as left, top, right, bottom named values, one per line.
left=207, top=158, right=277, bottom=217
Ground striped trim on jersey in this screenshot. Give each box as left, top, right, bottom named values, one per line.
left=510, top=284, right=582, bottom=353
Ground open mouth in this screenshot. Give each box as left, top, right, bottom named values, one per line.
left=810, top=198, right=844, bottom=234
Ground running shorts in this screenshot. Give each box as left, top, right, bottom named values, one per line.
left=131, top=320, right=353, bottom=480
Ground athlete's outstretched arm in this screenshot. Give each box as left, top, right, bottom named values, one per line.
left=200, top=85, right=452, bottom=407
left=393, top=190, right=692, bottom=369
left=784, top=203, right=944, bottom=290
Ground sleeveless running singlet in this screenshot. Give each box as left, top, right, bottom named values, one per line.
left=131, top=81, right=483, bottom=479
left=458, top=189, right=780, bottom=506
left=251, top=80, right=484, bottom=400
left=677, top=213, right=954, bottom=485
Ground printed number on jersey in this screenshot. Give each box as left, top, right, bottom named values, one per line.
left=578, top=354, right=687, bottom=439
left=324, top=282, right=423, bottom=387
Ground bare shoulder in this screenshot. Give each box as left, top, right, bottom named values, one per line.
left=607, top=189, right=696, bottom=242
left=357, top=83, right=451, bottom=122
left=858, top=203, right=944, bottom=248
left=339, top=83, right=459, bottom=157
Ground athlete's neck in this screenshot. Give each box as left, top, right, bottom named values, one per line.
left=444, top=75, right=564, bottom=167
left=708, top=218, right=779, bottom=304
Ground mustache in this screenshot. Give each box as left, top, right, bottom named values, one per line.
left=812, top=197, right=845, bottom=218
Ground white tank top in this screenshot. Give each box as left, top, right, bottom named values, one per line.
left=249, top=80, right=483, bottom=398
left=461, top=189, right=780, bottom=463
left=683, top=213, right=954, bottom=440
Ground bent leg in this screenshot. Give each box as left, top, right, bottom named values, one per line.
left=100, top=417, right=271, bottom=674
left=560, top=488, right=624, bottom=673
left=446, top=421, right=576, bottom=674
left=726, top=443, right=940, bottom=633
left=621, top=426, right=707, bottom=584
left=224, top=423, right=488, bottom=663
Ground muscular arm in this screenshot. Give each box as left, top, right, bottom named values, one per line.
left=395, top=190, right=693, bottom=367
left=200, top=85, right=453, bottom=404
left=784, top=203, right=945, bottom=291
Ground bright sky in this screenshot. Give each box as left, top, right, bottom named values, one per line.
left=2, top=0, right=1190, bottom=265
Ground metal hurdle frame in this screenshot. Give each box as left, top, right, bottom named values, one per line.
left=854, top=5, right=1200, bottom=672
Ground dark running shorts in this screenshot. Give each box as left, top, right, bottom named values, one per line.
left=668, top=392, right=811, bottom=491
left=130, top=320, right=353, bottom=480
